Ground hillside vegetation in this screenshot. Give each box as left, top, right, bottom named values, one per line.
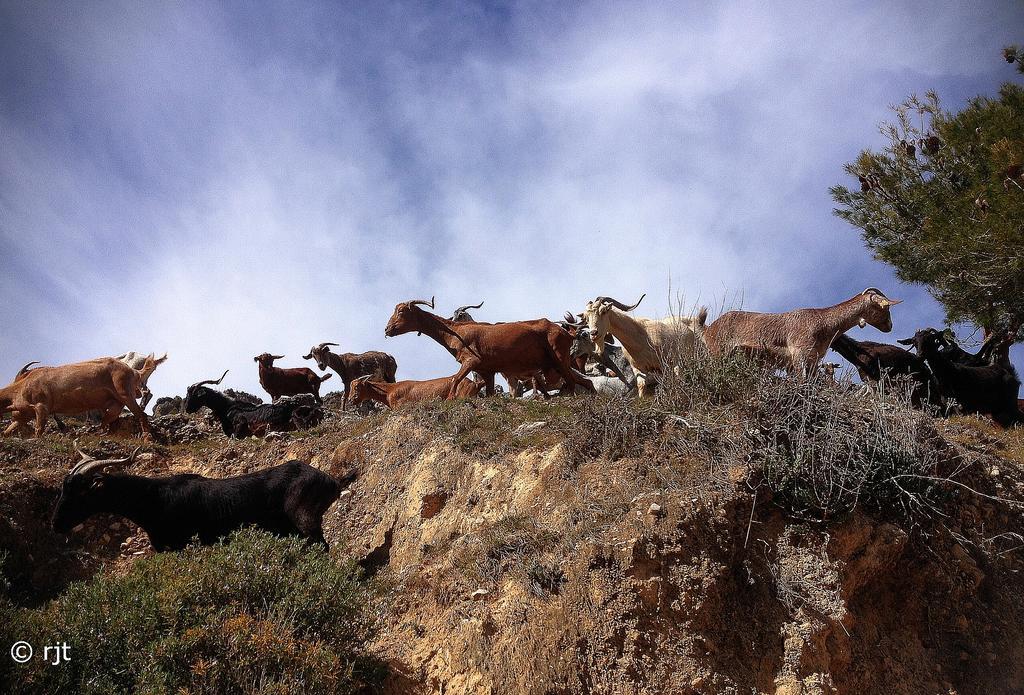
left=1, top=356, right=1023, bottom=694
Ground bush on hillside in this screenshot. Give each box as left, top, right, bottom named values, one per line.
left=744, top=370, right=954, bottom=521
left=555, top=341, right=964, bottom=522
left=2, top=529, right=384, bottom=695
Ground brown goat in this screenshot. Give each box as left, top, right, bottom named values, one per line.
left=1, top=357, right=154, bottom=438
left=302, top=343, right=397, bottom=410
left=384, top=297, right=595, bottom=398
left=703, top=288, right=902, bottom=373
left=254, top=353, right=332, bottom=403
left=348, top=374, right=482, bottom=409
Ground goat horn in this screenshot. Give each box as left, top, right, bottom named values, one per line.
left=70, top=447, right=141, bottom=477
left=72, top=438, right=94, bottom=463
left=563, top=311, right=579, bottom=324
left=193, top=369, right=229, bottom=388
left=15, top=361, right=40, bottom=378
left=271, top=354, right=285, bottom=360
left=861, top=287, right=886, bottom=298
left=454, top=301, right=484, bottom=313
left=321, top=342, right=340, bottom=348
left=410, top=296, right=435, bottom=309
left=596, top=294, right=645, bottom=312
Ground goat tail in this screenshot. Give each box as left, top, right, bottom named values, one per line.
left=696, top=306, right=709, bottom=329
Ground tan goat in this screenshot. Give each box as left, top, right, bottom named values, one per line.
left=702, top=287, right=902, bottom=373
left=0, top=356, right=154, bottom=438
left=348, top=373, right=482, bottom=409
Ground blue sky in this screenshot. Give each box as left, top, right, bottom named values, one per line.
left=2, top=0, right=1022, bottom=401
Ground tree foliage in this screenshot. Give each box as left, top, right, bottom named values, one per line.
left=831, top=56, right=1024, bottom=338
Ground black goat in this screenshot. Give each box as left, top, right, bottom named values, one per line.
left=829, top=333, right=942, bottom=408
left=900, top=329, right=1021, bottom=427
left=52, top=445, right=340, bottom=550
left=184, top=371, right=324, bottom=437
left=915, top=328, right=1014, bottom=368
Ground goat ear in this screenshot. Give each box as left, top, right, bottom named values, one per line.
left=302, top=353, right=313, bottom=360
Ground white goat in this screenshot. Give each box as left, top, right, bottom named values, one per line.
left=583, top=294, right=708, bottom=396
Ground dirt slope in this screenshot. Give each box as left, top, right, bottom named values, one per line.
left=2, top=400, right=1023, bottom=694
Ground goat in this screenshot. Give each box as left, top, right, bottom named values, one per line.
left=907, top=329, right=1015, bottom=369
left=561, top=311, right=635, bottom=387
left=900, top=329, right=1021, bottom=427
left=449, top=301, right=628, bottom=397
left=115, top=351, right=168, bottom=409
left=13, top=353, right=166, bottom=429
left=303, top=343, right=397, bottom=410
left=583, top=294, right=708, bottom=396
left=448, top=301, right=538, bottom=396
left=254, top=353, right=332, bottom=404
left=829, top=333, right=942, bottom=408
left=449, top=301, right=485, bottom=324
left=703, top=288, right=902, bottom=374
left=184, top=371, right=324, bottom=437
left=385, top=297, right=594, bottom=397
left=52, top=444, right=339, bottom=550
left=587, top=375, right=630, bottom=396
left=348, top=373, right=482, bottom=409
left=1, top=357, right=154, bottom=438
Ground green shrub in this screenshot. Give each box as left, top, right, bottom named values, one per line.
left=3, top=529, right=384, bottom=695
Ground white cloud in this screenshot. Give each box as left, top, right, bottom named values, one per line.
left=1, top=1, right=1021, bottom=401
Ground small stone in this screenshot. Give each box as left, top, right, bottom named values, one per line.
left=471, top=588, right=490, bottom=601
left=514, top=421, right=546, bottom=436
left=339, top=490, right=353, bottom=500
left=648, top=503, right=663, bottom=516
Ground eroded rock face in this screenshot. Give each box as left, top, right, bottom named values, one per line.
left=318, top=413, right=1024, bottom=695
left=4, top=406, right=1023, bottom=695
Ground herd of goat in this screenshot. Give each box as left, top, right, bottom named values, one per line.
left=2, top=288, right=1021, bottom=551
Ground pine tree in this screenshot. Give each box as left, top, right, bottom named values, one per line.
left=830, top=49, right=1024, bottom=339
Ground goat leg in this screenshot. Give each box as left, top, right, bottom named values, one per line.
left=33, top=404, right=49, bottom=438
left=447, top=362, right=477, bottom=399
